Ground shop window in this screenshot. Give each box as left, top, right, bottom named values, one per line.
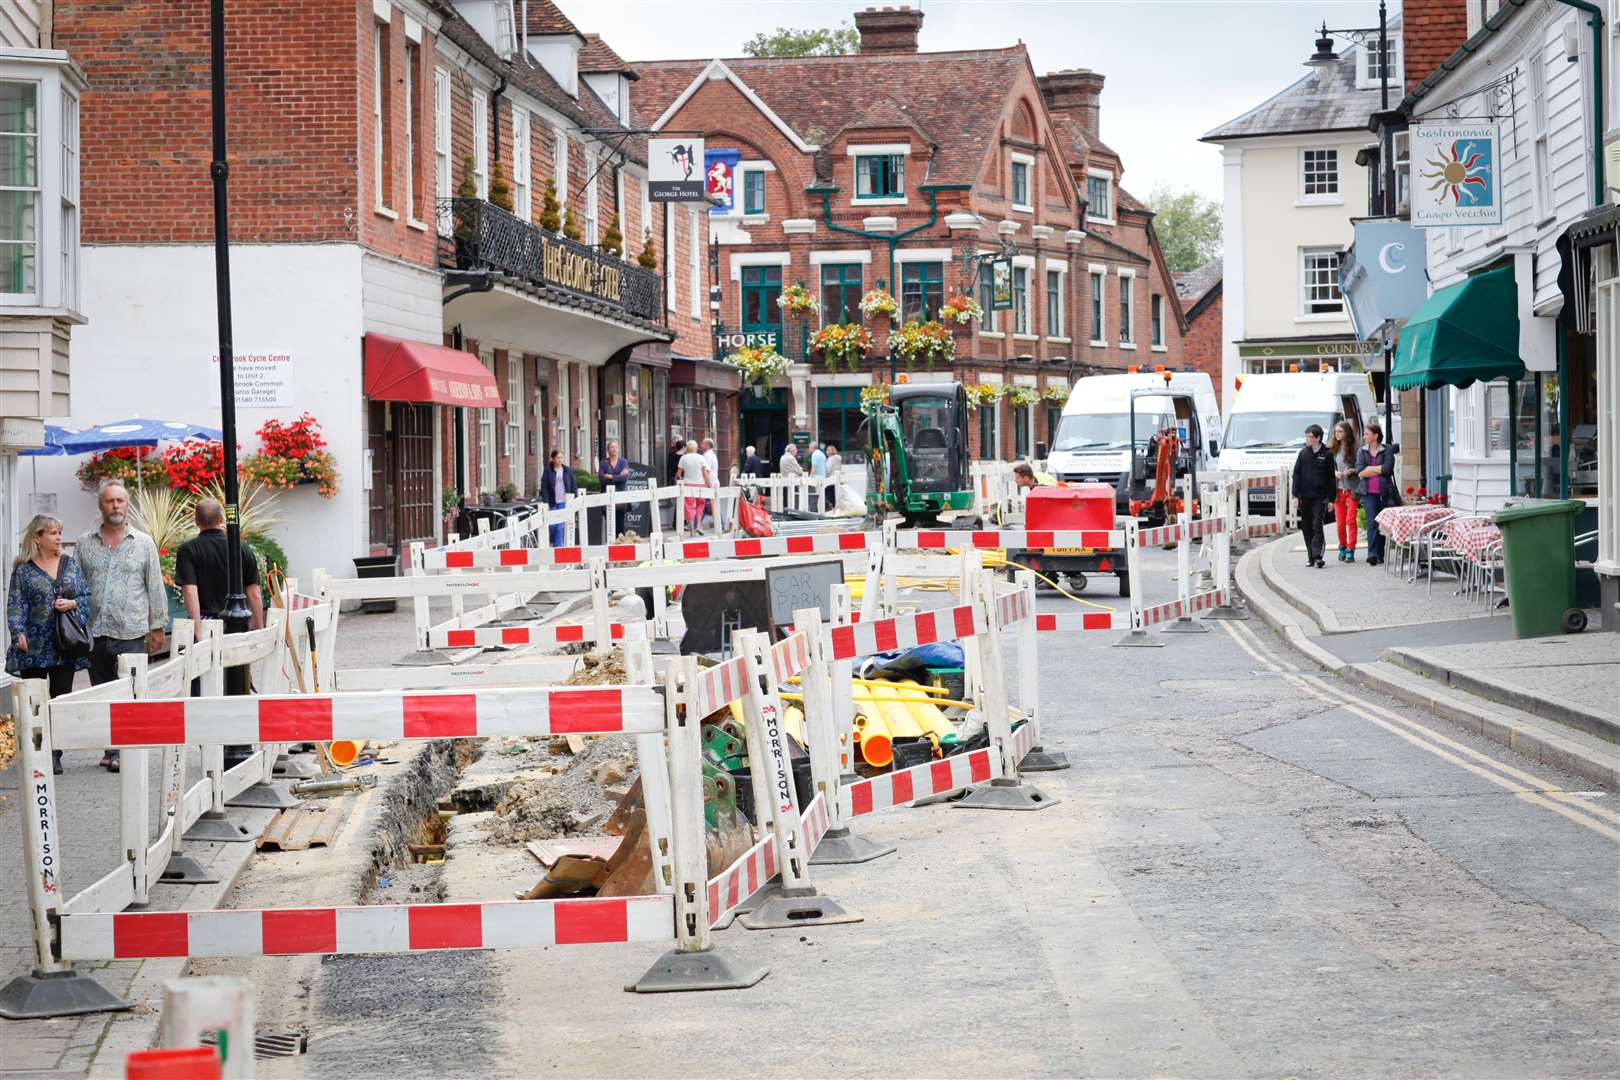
left=901, top=261, right=943, bottom=322
left=741, top=264, right=782, bottom=332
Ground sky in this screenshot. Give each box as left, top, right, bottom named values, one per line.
left=559, top=0, right=1389, bottom=206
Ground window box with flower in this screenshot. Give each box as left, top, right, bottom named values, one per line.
left=776, top=282, right=819, bottom=317
left=1005, top=386, right=1040, bottom=409
left=239, top=413, right=339, bottom=498
left=858, top=288, right=898, bottom=322
left=1041, top=385, right=1070, bottom=406
left=889, top=319, right=955, bottom=371
left=939, top=294, right=983, bottom=326
left=810, top=322, right=872, bottom=373
left=965, top=384, right=1003, bottom=410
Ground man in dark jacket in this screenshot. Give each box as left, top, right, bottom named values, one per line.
left=1291, top=424, right=1336, bottom=568
left=742, top=442, right=766, bottom=478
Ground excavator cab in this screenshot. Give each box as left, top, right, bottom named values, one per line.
left=1121, top=387, right=1201, bottom=527
left=866, top=383, right=974, bottom=524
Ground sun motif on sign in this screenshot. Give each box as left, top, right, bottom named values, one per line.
left=1421, top=140, right=1491, bottom=204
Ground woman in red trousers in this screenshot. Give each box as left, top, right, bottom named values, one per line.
left=1329, top=420, right=1359, bottom=561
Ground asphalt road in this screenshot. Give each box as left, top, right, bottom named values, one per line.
left=272, top=547, right=1617, bottom=1079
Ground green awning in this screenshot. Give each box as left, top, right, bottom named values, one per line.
left=1391, top=264, right=1525, bottom=390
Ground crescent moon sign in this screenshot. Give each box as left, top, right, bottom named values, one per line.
left=1378, top=242, right=1406, bottom=275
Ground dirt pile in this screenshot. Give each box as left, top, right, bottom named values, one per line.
left=483, top=734, right=639, bottom=845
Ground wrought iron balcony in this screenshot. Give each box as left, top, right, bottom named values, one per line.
left=436, top=198, right=664, bottom=326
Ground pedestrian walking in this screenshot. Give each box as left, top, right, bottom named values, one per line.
left=539, top=449, right=577, bottom=547
left=6, top=514, right=90, bottom=774
left=667, top=437, right=686, bottom=486
left=809, top=442, right=828, bottom=511
left=779, top=441, right=803, bottom=477
left=1355, top=422, right=1396, bottom=566
left=678, top=439, right=711, bottom=529
left=75, top=482, right=166, bottom=772
left=1291, top=424, right=1336, bottom=569
left=743, top=442, right=765, bottom=478
left=1329, top=420, right=1359, bottom=562
left=600, top=441, right=630, bottom=535
left=700, top=437, right=724, bottom=530
left=824, top=443, right=843, bottom=510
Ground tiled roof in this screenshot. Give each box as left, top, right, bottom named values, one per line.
left=633, top=47, right=1032, bottom=186
left=1117, top=187, right=1146, bottom=213
left=1202, top=44, right=1382, bottom=140
left=580, top=33, right=636, bottom=79
left=1174, top=257, right=1223, bottom=306
left=525, top=0, right=583, bottom=39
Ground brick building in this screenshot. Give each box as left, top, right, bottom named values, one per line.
left=1174, top=258, right=1224, bottom=405
left=634, top=5, right=1188, bottom=464
left=45, top=0, right=687, bottom=577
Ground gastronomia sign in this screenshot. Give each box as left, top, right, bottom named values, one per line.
left=1410, top=122, right=1502, bottom=229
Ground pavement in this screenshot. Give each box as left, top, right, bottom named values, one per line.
left=1240, top=532, right=1619, bottom=792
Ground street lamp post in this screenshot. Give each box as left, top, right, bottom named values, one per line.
left=209, top=0, right=253, bottom=691
left=1307, top=0, right=1392, bottom=215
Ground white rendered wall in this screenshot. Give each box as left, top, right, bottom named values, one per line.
left=33, top=244, right=370, bottom=582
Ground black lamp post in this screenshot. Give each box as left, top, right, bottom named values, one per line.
left=209, top=0, right=253, bottom=688
left=1306, top=0, right=1393, bottom=215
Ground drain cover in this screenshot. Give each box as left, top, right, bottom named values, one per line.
left=199, top=1028, right=308, bottom=1059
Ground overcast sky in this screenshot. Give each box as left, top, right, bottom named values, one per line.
left=562, top=0, right=1388, bottom=207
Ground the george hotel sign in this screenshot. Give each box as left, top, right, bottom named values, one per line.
left=1410, top=122, right=1503, bottom=229
left=539, top=233, right=623, bottom=304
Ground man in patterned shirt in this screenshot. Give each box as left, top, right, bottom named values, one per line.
left=75, top=481, right=166, bottom=771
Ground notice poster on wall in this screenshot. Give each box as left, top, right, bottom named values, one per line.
left=1410, top=122, right=1501, bottom=228
left=648, top=137, right=705, bottom=202
left=210, top=352, right=296, bottom=408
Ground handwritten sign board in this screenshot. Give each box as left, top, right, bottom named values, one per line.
left=765, top=560, right=844, bottom=627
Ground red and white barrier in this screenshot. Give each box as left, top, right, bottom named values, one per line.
left=895, top=528, right=1124, bottom=551
left=424, top=543, right=652, bottom=569
left=1034, top=610, right=1131, bottom=633
left=425, top=621, right=638, bottom=650
left=841, top=749, right=998, bottom=818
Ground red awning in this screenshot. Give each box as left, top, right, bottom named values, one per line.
left=364, top=334, right=503, bottom=408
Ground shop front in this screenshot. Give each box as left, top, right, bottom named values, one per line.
left=598, top=342, right=670, bottom=481
left=669, top=355, right=742, bottom=481
left=1563, top=205, right=1619, bottom=627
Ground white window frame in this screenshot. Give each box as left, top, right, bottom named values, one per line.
left=472, top=90, right=489, bottom=200
left=665, top=204, right=676, bottom=311
left=373, top=23, right=392, bottom=213
left=59, top=87, right=78, bottom=311
left=585, top=148, right=599, bottom=244
left=553, top=128, right=568, bottom=202
left=1529, top=49, right=1552, bottom=223
left=1300, top=246, right=1345, bottom=318
left=1085, top=169, right=1113, bottom=224
left=1045, top=263, right=1066, bottom=340
left=1012, top=262, right=1033, bottom=337
left=1151, top=292, right=1166, bottom=350
left=688, top=207, right=702, bottom=319
left=1298, top=147, right=1340, bottom=203
left=850, top=144, right=908, bottom=206
left=505, top=354, right=524, bottom=483
left=1393, top=129, right=1410, bottom=214
left=737, top=161, right=775, bottom=218
left=477, top=348, right=497, bottom=492
left=1356, top=36, right=1402, bottom=90
left=433, top=68, right=451, bottom=206
left=1088, top=266, right=1107, bottom=345
left=403, top=41, right=418, bottom=224
left=1010, top=151, right=1035, bottom=213
left=511, top=108, right=531, bottom=222
left=1, top=76, right=42, bottom=304
left=1117, top=268, right=1136, bottom=347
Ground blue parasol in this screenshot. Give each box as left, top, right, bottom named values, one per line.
left=54, top=419, right=224, bottom=454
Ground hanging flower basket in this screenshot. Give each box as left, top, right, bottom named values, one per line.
left=939, top=294, right=983, bottom=326
left=160, top=439, right=228, bottom=493
left=858, top=288, right=898, bottom=322
left=889, top=319, right=955, bottom=371
left=777, top=283, right=820, bottom=316
left=964, top=384, right=1003, bottom=411
left=860, top=383, right=891, bottom=412
left=1041, top=385, right=1070, bottom=405
left=76, top=447, right=168, bottom=491
left=1005, top=386, right=1040, bottom=409
left=810, top=322, right=873, bottom=372
left=725, top=343, right=791, bottom=391
left=239, top=412, right=339, bottom=499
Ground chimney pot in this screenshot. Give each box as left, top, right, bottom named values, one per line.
left=855, top=5, right=924, bottom=54
left=1038, top=68, right=1107, bottom=143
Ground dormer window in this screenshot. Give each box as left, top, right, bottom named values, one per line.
left=1010, top=152, right=1034, bottom=213
left=1356, top=37, right=1401, bottom=90
left=849, top=143, right=909, bottom=204
left=1085, top=170, right=1113, bottom=224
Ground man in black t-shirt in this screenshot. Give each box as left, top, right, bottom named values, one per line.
left=175, top=499, right=265, bottom=627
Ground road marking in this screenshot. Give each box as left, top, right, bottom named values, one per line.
left=1217, top=620, right=1620, bottom=842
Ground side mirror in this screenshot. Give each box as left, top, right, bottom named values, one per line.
left=1208, top=440, right=1220, bottom=459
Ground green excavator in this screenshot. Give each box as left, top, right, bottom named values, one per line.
left=862, top=383, right=976, bottom=526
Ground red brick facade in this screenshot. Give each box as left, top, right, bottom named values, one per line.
left=1402, top=0, right=1470, bottom=92
left=1175, top=270, right=1224, bottom=407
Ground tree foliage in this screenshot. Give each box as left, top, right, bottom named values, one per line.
left=742, top=21, right=860, bottom=57
left=1146, top=185, right=1222, bottom=273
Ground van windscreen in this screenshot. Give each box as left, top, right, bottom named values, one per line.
left=1053, top=412, right=1174, bottom=451
left=1224, top=411, right=1336, bottom=450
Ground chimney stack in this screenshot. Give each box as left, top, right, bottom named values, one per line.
left=1038, top=69, right=1107, bottom=144
left=854, top=6, right=924, bottom=55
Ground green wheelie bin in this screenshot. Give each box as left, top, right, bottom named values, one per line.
left=1492, top=499, right=1588, bottom=638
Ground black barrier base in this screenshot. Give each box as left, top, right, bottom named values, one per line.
left=738, top=885, right=863, bottom=930
left=0, top=969, right=131, bottom=1020
left=627, top=947, right=768, bottom=993
left=157, top=853, right=218, bottom=885
left=1160, top=617, right=1211, bottom=634
left=1205, top=601, right=1252, bottom=621
left=184, top=810, right=256, bottom=843
left=954, top=777, right=1059, bottom=811
left=227, top=781, right=299, bottom=810
left=808, top=827, right=895, bottom=866
left=1113, top=630, right=1166, bottom=648
left=1019, top=745, right=1071, bottom=772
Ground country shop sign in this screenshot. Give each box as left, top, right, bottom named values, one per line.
left=1410, top=123, right=1502, bottom=229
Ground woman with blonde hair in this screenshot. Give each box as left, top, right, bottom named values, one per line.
left=1328, top=418, right=1360, bottom=562
left=6, top=514, right=91, bottom=773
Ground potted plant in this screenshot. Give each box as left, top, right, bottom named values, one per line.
left=965, top=384, right=1003, bottom=411
left=161, top=439, right=227, bottom=493
left=777, top=282, right=819, bottom=317
left=489, top=160, right=514, bottom=212
left=239, top=413, right=339, bottom=498
left=76, top=446, right=166, bottom=491
left=725, top=343, right=791, bottom=392
left=539, top=176, right=563, bottom=233
left=601, top=214, right=624, bottom=257
left=636, top=228, right=658, bottom=270
left=1041, top=385, right=1070, bottom=406
left=1006, top=386, right=1040, bottom=409
left=939, top=294, right=984, bottom=326
left=859, top=288, right=898, bottom=322
left=810, top=322, right=873, bottom=373
left=889, top=319, right=955, bottom=371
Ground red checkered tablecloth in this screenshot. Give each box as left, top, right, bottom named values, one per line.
left=1376, top=505, right=1452, bottom=546
left=1441, top=517, right=1500, bottom=560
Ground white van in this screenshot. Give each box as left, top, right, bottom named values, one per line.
left=1216, top=372, right=1376, bottom=508
left=1047, top=372, right=1223, bottom=501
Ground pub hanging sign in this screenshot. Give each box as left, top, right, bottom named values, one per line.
left=1410, top=122, right=1502, bottom=229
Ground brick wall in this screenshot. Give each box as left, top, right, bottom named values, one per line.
left=1403, top=0, right=1470, bottom=91
left=58, top=0, right=362, bottom=246
left=1181, top=286, right=1223, bottom=406
left=359, top=8, right=439, bottom=267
